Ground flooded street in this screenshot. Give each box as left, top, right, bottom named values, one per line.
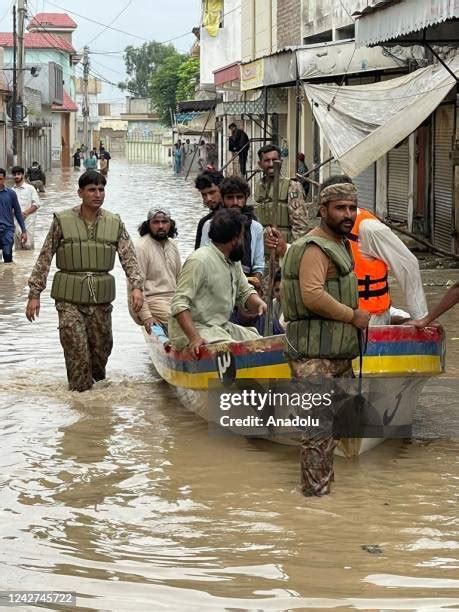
left=0, top=161, right=458, bottom=610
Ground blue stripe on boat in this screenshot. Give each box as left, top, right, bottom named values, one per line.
left=158, top=341, right=441, bottom=373
left=163, top=348, right=286, bottom=373
left=365, top=341, right=440, bottom=357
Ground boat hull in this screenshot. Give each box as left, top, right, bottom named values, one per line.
left=145, top=325, right=445, bottom=457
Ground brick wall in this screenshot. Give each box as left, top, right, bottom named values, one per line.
left=277, top=0, right=302, bottom=48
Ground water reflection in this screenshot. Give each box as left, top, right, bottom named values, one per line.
left=0, top=162, right=458, bottom=609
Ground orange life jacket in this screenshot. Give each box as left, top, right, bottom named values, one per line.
left=348, top=209, right=391, bottom=315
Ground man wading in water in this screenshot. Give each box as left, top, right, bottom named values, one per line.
left=282, top=181, right=370, bottom=496
left=25, top=171, right=144, bottom=392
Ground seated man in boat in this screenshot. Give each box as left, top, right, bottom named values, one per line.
left=267, top=175, right=428, bottom=325
left=194, top=170, right=223, bottom=249
left=169, top=208, right=267, bottom=356
left=129, top=207, right=181, bottom=331
left=200, top=176, right=265, bottom=287
left=230, top=282, right=284, bottom=336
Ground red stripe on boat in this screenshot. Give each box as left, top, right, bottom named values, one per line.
left=368, top=325, right=442, bottom=343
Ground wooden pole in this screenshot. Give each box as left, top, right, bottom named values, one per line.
left=263, top=159, right=282, bottom=336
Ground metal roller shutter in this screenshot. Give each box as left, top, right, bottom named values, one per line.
left=0, top=125, right=5, bottom=167
left=387, top=140, right=409, bottom=222
left=353, top=163, right=376, bottom=211
left=433, top=105, right=454, bottom=252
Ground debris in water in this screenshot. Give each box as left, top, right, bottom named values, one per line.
left=361, top=544, right=384, bottom=555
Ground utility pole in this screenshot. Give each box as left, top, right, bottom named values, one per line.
left=12, top=4, right=17, bottom=165
left=82, top=46, right=90, bottom=150
left=17, top=0, right=26, bottom=166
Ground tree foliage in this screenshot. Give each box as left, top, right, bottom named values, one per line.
left=176, top=56, right=200, bottom=102
left=120, top=40, right=200, bottom=127
left=119, top=41, right=178, bottom=97
left=150, top=52, right=186, bottom=126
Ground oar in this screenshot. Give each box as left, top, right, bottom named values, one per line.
left=263, top=159, right=281, bottom=336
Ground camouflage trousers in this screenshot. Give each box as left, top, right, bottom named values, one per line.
left=56, top=301, right=113, bottom=392
left=290, top=358, right=354, bottom=497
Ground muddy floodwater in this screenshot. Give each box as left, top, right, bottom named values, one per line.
left=0, top=162, right=458, bottom=610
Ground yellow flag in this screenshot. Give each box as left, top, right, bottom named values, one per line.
left=203, top=0, right=223, bottom=37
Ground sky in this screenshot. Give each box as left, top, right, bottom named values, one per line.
left=0, top=0, right=202, bottom=102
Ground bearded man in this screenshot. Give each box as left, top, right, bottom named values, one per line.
left=169, top=208, right=267, bottom=355
left=282, top=179, right=370, bottom=496
left=130, top=207, right=181, bottom=331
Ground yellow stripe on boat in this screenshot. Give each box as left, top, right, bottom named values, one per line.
left=155, top=354, right=441, bottom=391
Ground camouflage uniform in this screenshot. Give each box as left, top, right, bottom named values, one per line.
left=255, top=176, right=315, bottom=242
left=290, top=358, right=354, bottom=497
left=28, top=206, right=143, bottom=392
left=256, top=176, right=314, bottom=296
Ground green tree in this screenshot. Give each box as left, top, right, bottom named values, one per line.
left=176, top=57, right=200, bottom=102
left=119, top=41, right=178, bottom=97
left=150, top=52, right=186, bottom=126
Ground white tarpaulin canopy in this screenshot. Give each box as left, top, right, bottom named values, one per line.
left=355, top=0, right=459, bottom=48
left=303, top=57, right=459, bottom=178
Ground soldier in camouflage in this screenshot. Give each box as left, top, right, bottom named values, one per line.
left=254, top=144, right=314, bottom=244
left=25, top=171, right=144, bottom=392
left=282, top=179, right=370, bottom=496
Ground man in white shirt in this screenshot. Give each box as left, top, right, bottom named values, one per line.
left=12, top=165, right=40, bottom=250
left=266, top=175, right=428, bottom=324
left=129, top=207, right=181, bottom=331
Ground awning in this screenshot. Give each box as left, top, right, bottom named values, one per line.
left=296, top=39, right=418, bottom=80
left=214, top=62, right=240, bottom=86
left=355, top=0, right=459, bottom=47
left=240, top=50, right=296, bottom=91
left=217, top=88, right=288, bottom=117
left=174, top=111, right=215, bottom=135
left=303, top=56, right=459, bottom=178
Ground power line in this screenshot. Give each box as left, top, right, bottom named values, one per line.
left=89, top=50, right=125, bottom=55
left=89, top=56, right=127, bottom=78
left=336, top=0, right=356, bottom=21
left=44, top=1, right=151, bottom=41
left=80, top=0, right=134, bottom=49
left=44, top=0, right=238, bottom=48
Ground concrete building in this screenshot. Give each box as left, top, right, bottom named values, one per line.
left=98, top=102, right=127, bottom=157
left=75, top=76, right=103, bottom=151
left=121, top=97, right=171, bottom=165
left=0, top=47, right=9, bottom=167
left=0, top=12, right=79, bottom=168
left=353, top=0, right=459, bottom=251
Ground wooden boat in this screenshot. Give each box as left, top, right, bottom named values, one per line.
left=145, top=325, right=445, bottom=457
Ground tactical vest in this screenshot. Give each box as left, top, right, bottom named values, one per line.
left=50, top=209, right=121, bottom=305
left=282, top=234, right=360, bottom=360
left=348, top=208, right=391, bottom=315
left=254, top=177, right=292, bottom=243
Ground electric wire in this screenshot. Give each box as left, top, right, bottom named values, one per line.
left=79, top=0, right=134, bottom=49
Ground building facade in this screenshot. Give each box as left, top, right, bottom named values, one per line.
left=0, top=12, right=79, bottom=168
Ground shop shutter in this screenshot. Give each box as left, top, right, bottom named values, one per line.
left=433, top=105, right=454, bottom=253
left=0, top=125, right=5, bottom=167
left=353, top=163, right=376, bottom=211
left=387, top=139, right=409, bottom=222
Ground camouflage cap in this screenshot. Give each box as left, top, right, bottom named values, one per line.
left=319, top=183, right=358, bottom=206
